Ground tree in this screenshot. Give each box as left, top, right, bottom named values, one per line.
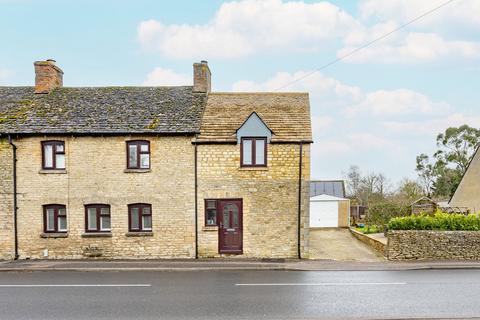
left=395, top=178, right=423, bottom=204
left=415, top=153, right=436, bottom=197
left=416, top=125, right=480, bottom=199
left=344, top=165, right=362, bottom=198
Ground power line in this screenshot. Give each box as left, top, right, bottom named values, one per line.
left=275, top=0, right=456, bottom=91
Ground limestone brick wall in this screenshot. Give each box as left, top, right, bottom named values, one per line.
left=197, top=143, right=310, bottom=258
left=0, top=138, right=14, bottom=259
left=13, top=135, right=195, bottom=259
left=387, top=230, right=480, bottom=260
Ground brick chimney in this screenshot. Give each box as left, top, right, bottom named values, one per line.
left=193, top=60, right=211, bottom=93
left=34, top=59, right=63, bottom=94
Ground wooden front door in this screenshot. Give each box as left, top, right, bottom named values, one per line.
left=218, top=200, right=243, bottom=254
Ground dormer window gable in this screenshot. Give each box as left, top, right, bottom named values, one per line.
left=237, top=112, right=272, bottom=167
left=236, top=112, right=272, bottom=143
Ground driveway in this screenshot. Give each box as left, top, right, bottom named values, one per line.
left=308, top=228, right=383, bottom=261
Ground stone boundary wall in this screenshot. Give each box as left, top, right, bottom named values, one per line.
left=387, top=230, right=480, bottom=260
left=349, top=228, right=386, bottom=256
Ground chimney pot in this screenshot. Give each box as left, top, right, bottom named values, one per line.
left=34, top=59, right=63, bottom=94
left=193, top=61, right=211, bottom=93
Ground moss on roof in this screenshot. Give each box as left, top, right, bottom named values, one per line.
left=0, top=86, right=206, bottom=135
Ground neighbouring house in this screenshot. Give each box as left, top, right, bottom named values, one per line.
left=0, top=59, right=312, bottom=260
left=449, top=146, right=480, bottom=214
left=309, top=180, right=349, bottom=228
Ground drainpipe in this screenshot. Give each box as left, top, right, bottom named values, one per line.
left=297, top=142, right=303, bottom=259
left=8, top=135, right=19, bottom=260
left=194, top=142, right=198, bottom=259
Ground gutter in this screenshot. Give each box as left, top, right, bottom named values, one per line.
left=297, top=142, right=303, bottom=259
left=7, top=135, right=19, bottom=260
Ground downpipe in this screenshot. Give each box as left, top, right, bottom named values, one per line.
left=7, top=135, right=19, bottom=260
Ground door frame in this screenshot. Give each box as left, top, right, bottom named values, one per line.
left=217, top=198, right=243, bottom=254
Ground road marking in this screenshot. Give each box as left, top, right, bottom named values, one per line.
left=235, top=282, right=406, bottom=286
left=0, top=284, right=151, bottom=288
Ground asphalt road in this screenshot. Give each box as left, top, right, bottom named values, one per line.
left=1, top=269, right=480, bottom=320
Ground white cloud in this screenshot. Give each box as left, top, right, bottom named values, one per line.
left=142, top=67, right=191, bottom=86
left=233, top=70, right=364, bottom=109
left=359, top=0, right=480, bottom=31
left=346, top=88, right=450, bottom=118
left=0, top=68, right=10, bottom=84
left=339, top=31, right=480, bottom=64
left=382, top=113, right=480, bottom=136
left=137, top=0, right=357, bottom=59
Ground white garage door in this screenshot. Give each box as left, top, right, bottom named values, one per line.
left=310, top=201, right=339, bottom=227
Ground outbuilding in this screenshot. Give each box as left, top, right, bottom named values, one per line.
left=309, top=194, right=350, bottom=228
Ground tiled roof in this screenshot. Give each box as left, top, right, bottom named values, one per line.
left=0, top=86, right=206, bottom=135
left=196, top=92, right=312, bottom=143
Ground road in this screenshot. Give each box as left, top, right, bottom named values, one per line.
left=1, top=269, right=480, bottom=320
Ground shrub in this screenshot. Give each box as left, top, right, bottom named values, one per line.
left=366, top=202, right=410, bottom=232
left=387, top=211, right=480, bottom=231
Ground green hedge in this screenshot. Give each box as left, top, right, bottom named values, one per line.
left=366, top=202, right=410, bottom=232
left=388, top=211, right=480, bottom=231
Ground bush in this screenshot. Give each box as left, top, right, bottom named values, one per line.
left=366, top=202, right=410, bottom=232
left=388, top=211, right=480, bottom=231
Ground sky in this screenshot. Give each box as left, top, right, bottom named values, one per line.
left=1, top=0, right=479, bottom=185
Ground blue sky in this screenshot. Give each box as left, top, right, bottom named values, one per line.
left=1, top=0, right=479, bottom=186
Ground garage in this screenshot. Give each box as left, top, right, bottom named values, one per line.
left=309, top=194, right=350, bottom=228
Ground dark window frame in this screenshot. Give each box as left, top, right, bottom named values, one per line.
left=240, top=137, right=267, bottom=167
left=126, top=140, right=150, bottom=169
left=43, top=204, right=67, bottom=233
left=41, top=140, right=65, bottom=170
left=128, top=203, right=152, bottom=232
left=204, top=199, right=218, bottom=226
left=84, top=204, right=111, bottom=233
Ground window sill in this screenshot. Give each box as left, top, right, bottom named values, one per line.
left=40, top=232, right=68, bottom=238
left=125, top=232, right=153, bottom=237
left=202, top=226, right=218, bottom=232
left=238, top=167, right=268, bottom=171
left=124, top=169, right=151, bottom=173
left=38, top=169, right=67, bottom=174
left=81, top=232, right=112, bottom=238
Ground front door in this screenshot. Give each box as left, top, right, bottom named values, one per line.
left=218, top=200, right=242, bottom=254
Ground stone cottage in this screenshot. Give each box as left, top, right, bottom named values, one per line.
left=0, top=60, right=312, bottom=260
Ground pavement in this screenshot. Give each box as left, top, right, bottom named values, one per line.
left=308, top=228, right=383, bottom=262
left=1, top=258, right=480, bottom=272
left=1, top=269, right=480, bottom=319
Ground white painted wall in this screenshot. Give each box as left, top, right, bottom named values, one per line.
left=310, top=201, right=339, bottom=228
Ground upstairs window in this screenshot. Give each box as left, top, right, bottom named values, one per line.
left=241, top=137, right=267, bottom=167
left=127, top=141, right=150, bottom=169
left=43, top=204, right=67, bottom=233
left=85, top=204, right=111, bottom=232
left=128, top=203, right=152, bottom=232
left=42, top=141, right=65, bottom=170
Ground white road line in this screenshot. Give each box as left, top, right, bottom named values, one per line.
left=235, top=282, right=406, bottom=286
left=0, top=284, right=151, bottom=287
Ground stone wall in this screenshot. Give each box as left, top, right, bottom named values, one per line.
left=0, top=138, right=14, bottom=259
left=350, top=228, right=386, bottom=256
left=9, top=135, right=195, bottom=259
left=387, top=230, right=480, bottom=260
left=197, top=143, right=310, bottom=258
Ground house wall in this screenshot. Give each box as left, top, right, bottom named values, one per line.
left=338, top=200, right=350, bottom=227
left=11, top=135, right=195, bottom=259
left=0, top=138, right=14, bottom=259
left=450, top=150, right=480, bottom=213
left=197, top=143, right=310, bottom=258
